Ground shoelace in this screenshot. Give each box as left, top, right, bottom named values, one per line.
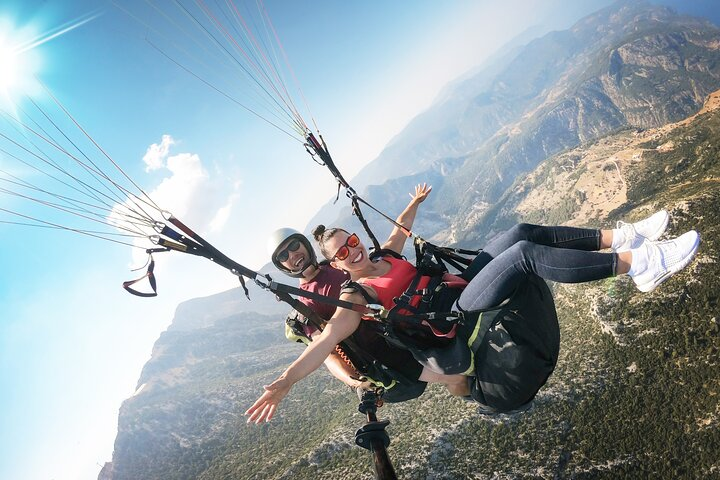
left=616, top=221, right=637, bottom=246
left=645, top=241, right=661, bottom=272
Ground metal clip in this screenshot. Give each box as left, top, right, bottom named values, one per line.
left=366, top=304, right=388, bottom=320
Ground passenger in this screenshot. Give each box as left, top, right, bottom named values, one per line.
left=247, top=208, right=699, bottom=422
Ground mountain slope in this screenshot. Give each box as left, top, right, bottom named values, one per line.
left=102, top=88, right=720, bottom=480
left=447, top=1, right=720, bottom=218
left=325, top=0, right=720, bottom=247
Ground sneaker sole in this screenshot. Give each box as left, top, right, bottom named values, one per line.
left=635, top=233, right=700, bottom=292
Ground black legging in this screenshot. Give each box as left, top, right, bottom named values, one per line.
left=457, top=223, right=617, bottom=311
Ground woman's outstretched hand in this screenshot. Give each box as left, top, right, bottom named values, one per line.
left=409, top=183, right=432, bottom=204
left=245, top=376, right=293, bottom=424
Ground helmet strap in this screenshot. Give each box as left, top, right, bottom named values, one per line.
left=297, top=260, right=319, bottom=277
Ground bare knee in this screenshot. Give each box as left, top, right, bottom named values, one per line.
left=419, top=367, right=470, bottom=396
left=445, top=379, right=470, bottom=397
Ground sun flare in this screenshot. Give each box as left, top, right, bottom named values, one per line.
left=0, top=18, right=40, bottom=104
left=0, top=40, right=20, bottom=91
left=0, top=12, right=99, bottom=105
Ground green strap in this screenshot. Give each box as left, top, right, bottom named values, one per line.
left=461, top=310, right=501, bottom=375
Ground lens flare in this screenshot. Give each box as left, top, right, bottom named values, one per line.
left=0, top=41, right=19, bottom=90
left=0, top=11, right=99, bottom=106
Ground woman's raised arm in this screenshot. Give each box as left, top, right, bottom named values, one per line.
left=381, top=183, right=432, bottom=254
left=245, top=292, right=365, bottom=424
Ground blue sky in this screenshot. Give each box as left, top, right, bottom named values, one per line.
left=0, top=1, right=716, bottom=479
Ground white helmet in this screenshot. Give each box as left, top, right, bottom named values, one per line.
left=267, top=227, right=317, bottom=278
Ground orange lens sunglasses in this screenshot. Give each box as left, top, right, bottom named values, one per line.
left=332, top=233, right=360, bottom=261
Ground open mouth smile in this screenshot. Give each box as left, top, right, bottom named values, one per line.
left=351, top=251, right=363, bottom=264
left=293, top=256, right=305, bottom=268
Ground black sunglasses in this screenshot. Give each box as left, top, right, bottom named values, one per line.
left=276, top=239, right=301, bottom=262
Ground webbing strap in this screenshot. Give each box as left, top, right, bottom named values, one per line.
left=276, top=285, right=384, bottom=377
left=354, top=195, right=412, bottom=238
left=383, top=242, right=443, bottom=322
left=274, top=289, right=326, bottom=333
left=350, top=194, right=382, bottom=253
left=306, top=132, right=481, bottom=279
left=122, top=255, right=158, bottom=297
left=148, top=218, right=259, bottom=298
left=434, top=246, right=478, bottom=271
left=165, top=216, right=259, bottom=280
left=269, top=280, right=378, bottom=316
left=305, top=132, right=385, bottom=252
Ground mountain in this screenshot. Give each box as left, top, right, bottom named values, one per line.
left=444, top=0, right=720, bottom=239
left=101, top=86, right=720, bottom=480
left=169, top=278, right=289, bottom=332
left=322, top=0, right=720, bottom=248
left=102, top=2, right=720, bottom=478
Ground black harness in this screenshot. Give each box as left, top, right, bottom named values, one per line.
left=338, top=240, right=480, bottom=353
left=123, top=212, right=480, bottom=361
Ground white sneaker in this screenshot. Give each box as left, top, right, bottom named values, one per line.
left=614, top=210, right=670, bottom=252
left=631, top=230, right=700, bottom=293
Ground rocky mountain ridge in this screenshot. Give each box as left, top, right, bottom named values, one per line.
left=323, top=0, right=720, bottom=249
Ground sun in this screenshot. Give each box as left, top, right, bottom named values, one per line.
left=0, top=17, right=41, bottom=105
left=0, top=39, right=20, bottom=92
left=0, top=12, right=100, bottom=105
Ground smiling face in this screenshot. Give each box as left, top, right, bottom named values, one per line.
left=276, top=237, right=312, bottom=274
left=325, top=230, right=369, bottom=272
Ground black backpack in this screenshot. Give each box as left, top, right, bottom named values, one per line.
left=373, top=274, right=560, bottom=414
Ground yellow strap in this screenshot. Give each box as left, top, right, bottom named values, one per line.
left=461, top=312, right=483, bottom=375
left=364, top=376, right=397, bottom=390
left=284, top=323, right=310, bottom=345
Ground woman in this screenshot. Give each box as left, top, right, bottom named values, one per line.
left=265, top=184, right=434, bottom=399
left=246, top=210, right=700, bottom=422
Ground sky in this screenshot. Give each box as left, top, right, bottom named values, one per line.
left=0, top=1, right=716, bottom=479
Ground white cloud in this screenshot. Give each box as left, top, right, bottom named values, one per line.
left=150, top=151, right=209, bottom=218
left=142, top=134, right=174, bottom=172
left=117, top=136, right=243, bottom=269
left=208, top=192, right=238, bottom=233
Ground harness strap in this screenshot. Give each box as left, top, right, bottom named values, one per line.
left=341, top=280, right=376, bottom=304
left=434, top=247, right=477, bottom=272
left=350, top=194, right=382, bottom=253
left=384, top=241, right=442, bottom=320
left=307, top=132, right=482, bottom=273
left=274, top=285, right=380, bottom=377
left=164, top=216, right=259, bottom=280
left=343, top=268, right=464, bottom=342
left=305, top=133, right=387, bottom=253
left=369, top=249, right=405, bottom=261
left=269, top=280, right=378, bottom=315
left=354, top=195, right=412, bottom=238
left=273, top=289, right=326, bottom=333
left=150, top=220, right=258, bottom=298
left=122, top=254, right=159, bottom=297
